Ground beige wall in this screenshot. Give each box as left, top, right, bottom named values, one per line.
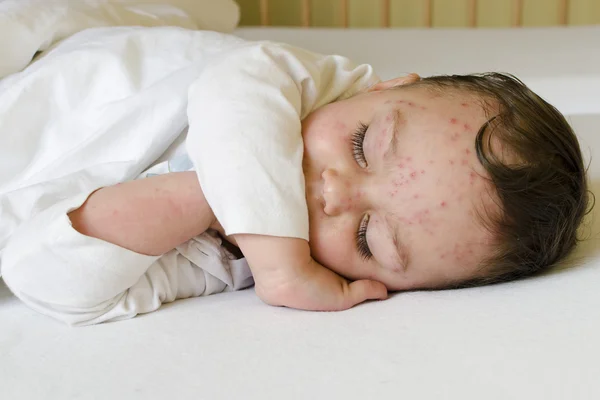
left=237, top=0, right=600, bottom=27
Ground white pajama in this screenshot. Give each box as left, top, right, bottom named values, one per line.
left=0, top=22, right=378, bottom=325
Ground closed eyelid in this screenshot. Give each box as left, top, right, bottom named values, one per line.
left=385, top=214, right=410, bottom=272
left=383, top=109, right=405, bottom=161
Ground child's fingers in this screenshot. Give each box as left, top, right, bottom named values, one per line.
left=338, top=279, right=388, bottom=311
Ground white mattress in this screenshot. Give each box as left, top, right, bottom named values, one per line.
left=2, top=27, right=600, bottom=400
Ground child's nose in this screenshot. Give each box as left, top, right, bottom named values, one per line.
left=321, top=168, right=361, bottom=216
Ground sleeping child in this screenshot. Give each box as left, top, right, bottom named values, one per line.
left=0, top=27, right=589, bottom=325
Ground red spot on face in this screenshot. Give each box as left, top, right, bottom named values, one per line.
left=450, top=118, right=458, bottom=124
left=406, top=156, right=412, bottom=162
left=410, top=172, right=417, bottom=179
left=449, top=160, right=455, bottom=165
left=465, top=148, right=471, bottom=155
left=408, top=102, right=415, bottom=107
left=440, top=254, right=446, bottom=259
left=420, top=106, right=427, bottom=110
left=461, top=103, right=469, bottom=108
left=395, top=100, right=405, bottom=104
left=461, top=159, right=468, bottom=166
left=424, top=209, right=430, bottom=214
left=464, top=123, right=471, bottom=131
left=420, top=170, right=425, bottom=174
left=440, top=201, right=447, bottom=207
left=469, top=171, right=477, bottom=185
left=413, top=194, right=419, bottom=199
left=334, top=121, right=347, bottom=130
left=398, top=163, right=405, bottom=168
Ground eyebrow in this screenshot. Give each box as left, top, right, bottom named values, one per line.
left=383, top=109, right=404, bottom=161
left=384, top=214, right=410, bottom=272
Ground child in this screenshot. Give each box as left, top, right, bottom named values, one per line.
left=0, top=28, right=589, bottom=325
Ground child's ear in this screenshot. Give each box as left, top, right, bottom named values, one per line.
left=367, top=73, right=420, bottom=92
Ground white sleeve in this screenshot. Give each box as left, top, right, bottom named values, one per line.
left=1, top=191, right=253, bottom=326
left=186, top=42, right=379, bottom=239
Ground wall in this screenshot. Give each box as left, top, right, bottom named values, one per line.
left=236, top=0, right=600, bottom=27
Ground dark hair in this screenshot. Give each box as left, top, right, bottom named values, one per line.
left=409, top=73, right=592, bottom=288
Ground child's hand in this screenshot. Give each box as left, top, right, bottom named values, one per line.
left=232, top=234, right=388, bottom=311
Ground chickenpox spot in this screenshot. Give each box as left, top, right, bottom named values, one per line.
left=413, top=194, right=419, bottom=199
left=420, top=170, right=425, bottom=174
left=463, top=123, right=471, bottom=131
left=440, top=201, right=447, bottom=207
left=408, top=102, right=415, bottom=107
left=406, top=157, right=412, bottom=162
left=410, top=172, right=417, bottom=179
left=334, top=121, right=347, bottom=130
left=465, top=148, right=471, bottom=155
left=424, top=209, right=430, bottom=214
left=449, top=160, right=455, bottom=165
left=461, top=159, right=468, bottom=166
left=420, top=106, right=427, bottom=110
left=461, top=103, right=469, bottom=108
left=386, top=115, right=393, bottom=122
left=469, top=171, right=477, bottom=185
left=398, top=163, right=405, bottom=169
left=395, top=100, right=405, bottom=104
left=450, top=118, right=458, bottom=124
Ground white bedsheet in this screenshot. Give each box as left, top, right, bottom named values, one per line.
left=236, top=26, right=600, bottom=116
left=2, top=26, right=600, bottom=400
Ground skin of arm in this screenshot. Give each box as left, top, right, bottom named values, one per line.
left=68, top=172, right=387, bottom=310
left=68, top=171, right=217, bottom=256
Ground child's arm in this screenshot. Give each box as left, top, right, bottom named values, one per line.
left=69, top=171, right=216, bottom=256
left=70, top=172, right=386, bottom=311
left=233, top=234, right=388, bottom=311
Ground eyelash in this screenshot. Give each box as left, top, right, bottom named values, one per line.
left=356, top=214, right=373, bottom=260
left=351, top=122, right=369, bottom=168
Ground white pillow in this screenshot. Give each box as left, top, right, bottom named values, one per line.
left=0, top=0, right=240, bottom=79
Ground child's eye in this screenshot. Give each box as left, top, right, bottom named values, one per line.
left=351, top=122, right=369, bottom=168
left=356, top=214, right=373, bottom=260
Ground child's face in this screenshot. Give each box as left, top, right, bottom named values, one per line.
left=301, top=78, right=499, bottom=290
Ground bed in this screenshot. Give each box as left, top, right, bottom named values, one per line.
left=2, top=1, right=600, bottom=399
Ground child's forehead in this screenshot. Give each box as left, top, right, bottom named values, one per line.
left=369, top=88, right=489, bottom=129
left=386, top=84, right=484, bottom=108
